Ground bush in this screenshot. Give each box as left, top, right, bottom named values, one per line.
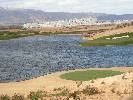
left=82, top=85, right=100, bottom=95
left=12, top=94, right=24, bottom=100
left=52, top=89, right=69, bottom=97
left=90, top=80, right=95, bottom=83
left=76, top=81, right=83, bottom=87
left=28, top=91, right=45, bottom=100
left=53, top=87, right=65, bottom=91
left=101, top=81, right=105, bottom=84
left=67, top=91, right=81, bottom=100
left=111, top=88, right=116, bottom=93
left=0, top=95, right=10, bottom=100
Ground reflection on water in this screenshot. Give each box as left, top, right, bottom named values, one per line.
left=0, top=35, right=133, bottom=82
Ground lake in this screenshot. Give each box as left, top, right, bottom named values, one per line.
left=0, top=35, right=133, bottom=82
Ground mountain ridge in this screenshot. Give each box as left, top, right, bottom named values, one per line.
left=0, top=7, right=133, bottom=25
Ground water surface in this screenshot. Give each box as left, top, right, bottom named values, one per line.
left=0, top=35, right=133, bottom=82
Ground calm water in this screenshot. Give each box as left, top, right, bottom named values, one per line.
left=0, top=35, right=133, bottom=82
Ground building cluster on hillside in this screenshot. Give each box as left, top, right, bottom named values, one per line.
left=97, top=20, right=133, bottom=25
left=23, top=16, right=133, bottom=29
left=23, top=16, right=97, bottom=29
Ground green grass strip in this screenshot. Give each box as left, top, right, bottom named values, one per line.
left=60, top=70, right=123, bottom=81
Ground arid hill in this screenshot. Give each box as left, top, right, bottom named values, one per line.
left=84, top=23, right=133, bottom=40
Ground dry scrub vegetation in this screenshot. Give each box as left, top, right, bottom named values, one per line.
left=1, top=68, right=133, bottom=100
left=1, top=72, right=133, bottom=100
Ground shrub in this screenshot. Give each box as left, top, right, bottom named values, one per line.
left=101, top=81, right=105, bottom=84
left=12, top=94, right=24, bottom=100
left=52, top=89, right=69, bottom=97
left=67, top=91, right=81, bottom=100
left=76, top=81, right=83, bottom=87
left=128, top=70, right=132, bottom=74
left=122, top=74, right=128, bottom=80
left=111, top=88, right=116, bottom=93
left=90, top=80, right=95, bottom=83
left=82, top=85, right=100, bottom=95
left=53, top=87, right=65, bottom=91
left=124, top=88, right=128, bottom=94
left=116, top=91, right=121, bottom=96
left=0, top=95, right=10, bottom=100
left=28, top=91, right=45, bottom=100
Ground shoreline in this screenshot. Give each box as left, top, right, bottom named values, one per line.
left=0, top=67, right=132, bottom=96
left=85, top=25, right=133, bottom=40
left=0, top=33, right=82, bottom=41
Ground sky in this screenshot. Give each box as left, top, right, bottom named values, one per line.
left=0, top=0, right=133, bottom=14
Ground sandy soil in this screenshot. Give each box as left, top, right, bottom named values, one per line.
left=0, top=67, right=133, bottom=100
left=38, top=24, right=116, bottom=33
left=86, top=25, right=133, bottom=40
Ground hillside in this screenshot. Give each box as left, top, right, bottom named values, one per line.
left=0, top=8, right=47, bottom=25
left=87, top=25, right=133, bottom=40
left=0, top=7, right=133, bottom=25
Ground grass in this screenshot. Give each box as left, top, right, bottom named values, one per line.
left=0, top=95, right=10, bottom=100
left=0, top=31, right=81, bottom=40
left=0, top=31, right=82, bottom=40
left=0, top=31, right=36, bottom=40
left=80, top=39, right=133, bottom=46
left=98, top=32, right=133, bottom=39
left=80, top=32, right=133, bottom=46
left=60, top=70, right=123, bottom=81
left=0, top=29, right=110, bottom=41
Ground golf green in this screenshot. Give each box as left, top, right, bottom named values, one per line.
left=60, top=70, right=123, bottom=81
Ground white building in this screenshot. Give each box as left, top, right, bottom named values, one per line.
left=113, top=20, right=131, bottom=24
left=23, top=16, right=97, bottom=29
left=23, top=23, right=40, bottom=29
left=97, top=20, right=113, bottom=25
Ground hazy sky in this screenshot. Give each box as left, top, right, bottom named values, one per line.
left=0, top=0, right=133, bottom=14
